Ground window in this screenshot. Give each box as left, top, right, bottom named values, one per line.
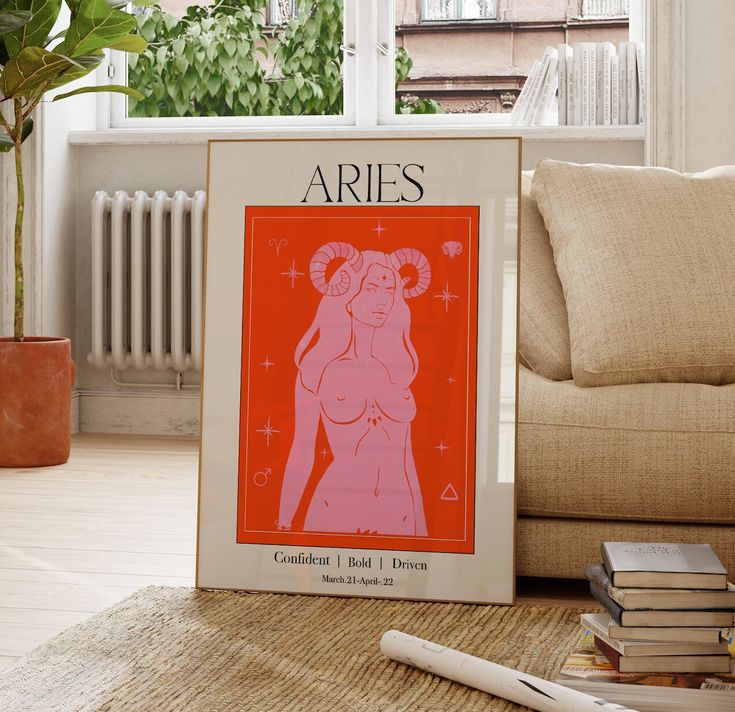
left=421, top=0, right=497, bottom=22
left=580, top=0, right=629, bottom=18
left=107, top=0, right=643, bottom=129
left=269, top=0, right=297, bottom=25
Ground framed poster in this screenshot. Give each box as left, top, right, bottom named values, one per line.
left=197, top=137, right=520, bottom=604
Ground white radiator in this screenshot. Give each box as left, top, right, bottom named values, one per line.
left=88, top=190, right=206, bottom=372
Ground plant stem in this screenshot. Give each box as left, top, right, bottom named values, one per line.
left=13, top=98, right=24, bottom=342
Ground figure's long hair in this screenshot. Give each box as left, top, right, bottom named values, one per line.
left=295, top=244, right=430, bottom=394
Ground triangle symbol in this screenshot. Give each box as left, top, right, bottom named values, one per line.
left=440, top=483, right=459, bottom=501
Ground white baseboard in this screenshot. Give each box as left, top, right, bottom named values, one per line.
left=78, top=389, right=201, bottom=436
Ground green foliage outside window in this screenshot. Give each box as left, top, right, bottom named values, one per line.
left=128, top=0, right=441, bottom=117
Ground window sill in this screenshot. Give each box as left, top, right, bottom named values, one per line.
left=68, top=125, right=644, bottom=146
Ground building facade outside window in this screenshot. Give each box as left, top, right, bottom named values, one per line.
left=421, top=0, right=498, bottom=22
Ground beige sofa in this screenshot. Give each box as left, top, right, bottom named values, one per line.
left=516, top=171, right=735, bottom=579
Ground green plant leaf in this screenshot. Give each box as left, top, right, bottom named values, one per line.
left=0, top=46, right=78, bottom=97
left=52, top=82, right=144, bottom=101
left=59, top=0, right=136, bottom=57
left=0, top=9, right=31, bottom=36
left=2, top=0, right=61, bottom=56
left=107, top=33, right=146, bottom=52
left=0, top=118, right=34, bottom=153
left=44, top=50, right=103, bottom=89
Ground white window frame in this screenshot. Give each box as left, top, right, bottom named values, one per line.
left=106, top=0, right=643, bottom=131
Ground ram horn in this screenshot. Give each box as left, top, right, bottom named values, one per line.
left=389, top=247, right=431, bottom=298
left=309, top=242, right=364, bottom=296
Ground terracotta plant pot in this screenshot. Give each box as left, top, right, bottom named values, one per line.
left=0, top=337, right=75, bottom=468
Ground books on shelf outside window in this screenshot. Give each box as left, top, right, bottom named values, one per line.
left=511, top=46, right=558, bottom=126
left=514, top=41, right=645, bottom=127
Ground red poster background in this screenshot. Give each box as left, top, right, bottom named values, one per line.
left=237, top=205, right=479, bottom=553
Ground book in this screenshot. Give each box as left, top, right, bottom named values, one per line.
left=595, top=636, right=731, bottom=674
left=523, top=46, right=557, bottom=125
left=601, top=542, right=728, bottom=589
left=590, top=581, right=735, bottom=627
left=636, top=41, right=646, bottom=124
left=533, top=54, right=558, bottom=125
left=611, top=54, right=620, bottom=125
left=583, top=43, right=596, bottom=126
left=572, top=43, right=583, bottom=125
left=626, top=41, right=638, bottom=124
left=565, top=51, right=574, bottom=125
left=617, top=41, right=627, bottom=124
left=586, top=563, right=735, bottom=610
left=510, top=60, right=541, bottom=125
left=584, top=616, right=729, bottom=656
left=581, top=612, right=730, bottom=644
left=557, top=43, right=572, bottom=125
left=602, top=42, right=615, bottom=125
left=595, top=634, right=727, bottom=658
left=595, top=43, right=604, bottom=125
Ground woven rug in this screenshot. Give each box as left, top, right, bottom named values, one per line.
left=0, top=587, right=587, bottom=712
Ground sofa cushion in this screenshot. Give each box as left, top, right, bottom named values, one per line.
left=518, top=366, right=735, bottom=524
left=517, top=517, right=735, bottom=580
left=519, top=172, right=572, bottom=381
left=531, top=160, right=735, bottom=387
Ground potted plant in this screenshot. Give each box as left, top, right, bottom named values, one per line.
left=0, top=0, right=145, bottom=467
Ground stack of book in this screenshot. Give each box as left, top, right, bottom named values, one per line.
left=511, top=41, right=645, bottom=127
left=585, top=542, right=735, bottom=674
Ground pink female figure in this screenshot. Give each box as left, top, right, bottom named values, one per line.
left=277, top=242, right=431, bottom=536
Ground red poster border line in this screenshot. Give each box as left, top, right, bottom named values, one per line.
left=236, top=205, right=479, bottom=554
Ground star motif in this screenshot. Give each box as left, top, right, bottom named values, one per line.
left=434, top=439, right=450, bottom=456
left=281, top=259, right=304, bottom=289
left=447, top=375, right=456, bottom=384
left=371, top=221, right=387, bottom=238
left=256, top=416, right=280, bottom=447
left=259, top=355, right=275, bottom=371
left=435, top=282, right=459, bottom=313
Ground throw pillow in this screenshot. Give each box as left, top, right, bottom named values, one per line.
left=531, top=160, right=735, bottom=387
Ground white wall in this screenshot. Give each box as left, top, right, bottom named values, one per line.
left=684, top=0, right=735, bottom=171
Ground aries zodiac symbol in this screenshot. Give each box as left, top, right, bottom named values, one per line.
left=441, top=241, right=463, bottom=259
left=268, top=238, right=288, bottom=256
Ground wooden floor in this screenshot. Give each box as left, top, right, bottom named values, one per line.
left=0, top=434, right=592, bottom=668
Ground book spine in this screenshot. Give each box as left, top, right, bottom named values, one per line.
left=627, top=41, right=638, bottom=124
left=588, top=44, right=597, bottom=125
left=510, top=60, right=540, bottom=125
left=585, top=562, right=612, bottom=591
left=603, top=43, right=613, bottom=126
left=521, top=49, right=554, bottom=126
left=590, top=581, right=624, bottom=625
left=557, top=44, right=567, bottom=125
left=636, top=41, right=645, bottom=124
left=618, top=42, right=628, bottom=125
left=595, top=43, right=604, bottom=125
left=572, top=43, right=583, bottom=125
left=534, top=57, right=559, bottom=125
left=594, top=636, right=622, bottom=668
left=581, top=44, right=591, bottom=126
left=566, top=53, right=574, bottom=125
left=611, top=54, right=620, bottom=125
